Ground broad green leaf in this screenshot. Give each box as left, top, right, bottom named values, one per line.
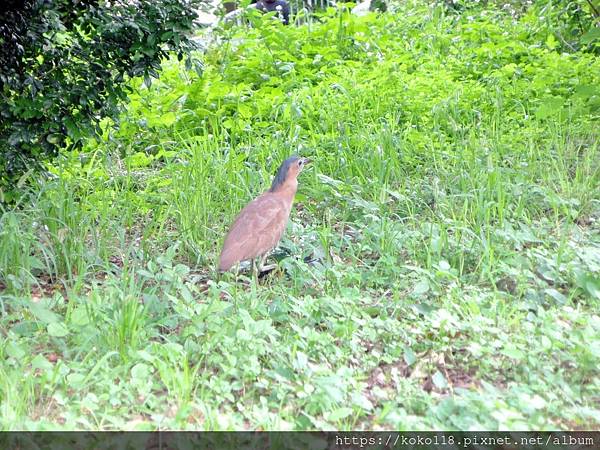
left=403, top=347, right=417, bottom=366
left=328, top=407, right=353, bottom=421
left=501, top=345, right=525, bottom=360
left=47, top=322, right=69, bottom=337
left=31, top=354, right=54, bottom=371
left=67, top=373, right=86, bottom=388
left=70, top=307, right=90, bottom=326
left=581, top=27, right=600, bottom=44
left=412, top=279, right=430, bottom=296
left=30, top=303, right=60, bottom=324
left=131, top=363, right=151, bottom=380
left=5, top=341, right=27, bottom=360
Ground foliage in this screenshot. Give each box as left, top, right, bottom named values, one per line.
left=441, top=0, right=600, bottom=53
left=0, top=0, right=599, bottom=430
left=0, top=0, right=202, bottom=200
left=522, top=0, right=600, bottom=52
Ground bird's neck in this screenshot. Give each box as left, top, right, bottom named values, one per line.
left=272, top=179, right=298, bottom=201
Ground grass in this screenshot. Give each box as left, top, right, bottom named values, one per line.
left=1, top=0, right=599, bottom=430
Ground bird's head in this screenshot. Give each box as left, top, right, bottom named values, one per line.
left=269, top=155, right=311, bottom=192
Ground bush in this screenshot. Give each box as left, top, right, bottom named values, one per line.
left=0, top=0, right=202, bottom=199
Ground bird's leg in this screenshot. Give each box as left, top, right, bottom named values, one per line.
left=251, top=257, right=259, bottom=285
left=259, top=253, right=268, bottom=271
left=259, top=253, right=277, bottom=273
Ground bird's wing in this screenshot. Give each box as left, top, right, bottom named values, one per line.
left=219, top=194, right=289, bottom=269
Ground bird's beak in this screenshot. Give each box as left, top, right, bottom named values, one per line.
left=301, top=157, right=312, bottom=165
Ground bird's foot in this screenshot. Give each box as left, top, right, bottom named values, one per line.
left=259, top=263, right=277, bottom=273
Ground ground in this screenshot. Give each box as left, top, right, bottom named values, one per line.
left=0, top=0, right=599, bottom=430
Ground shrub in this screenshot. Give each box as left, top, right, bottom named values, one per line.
left=0, top=0, right=202, bottom=199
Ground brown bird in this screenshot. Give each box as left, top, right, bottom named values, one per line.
left=218, top=155, right=310, bottom=273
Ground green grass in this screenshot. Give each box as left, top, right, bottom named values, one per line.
left=1, top=0, right=599, bottom=430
